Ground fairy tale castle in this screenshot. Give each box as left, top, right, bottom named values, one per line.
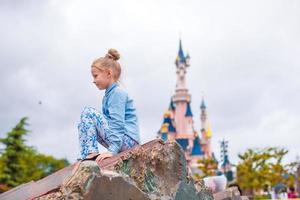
left=158, top=40, right=215, bottom=173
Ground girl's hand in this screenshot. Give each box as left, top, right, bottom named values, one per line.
left=95, top=152, right=113, bottom=164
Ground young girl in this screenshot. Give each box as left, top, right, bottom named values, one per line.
left=78, top=49, right=140, bottom=163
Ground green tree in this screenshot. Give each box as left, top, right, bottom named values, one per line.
left=0, top=117, right=69, bottom=192
left=195, top=158, right=218, bottom=179
left=236, top=147, right=296, bottom=196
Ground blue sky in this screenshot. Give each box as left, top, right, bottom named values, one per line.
left=0, top=0, right=299, bottom=164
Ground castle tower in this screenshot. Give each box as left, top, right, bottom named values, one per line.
left=200, top=98, right=212, bottom=158
left=157, top=39, right=215, bottom=174
left=172, top=39, right=193, bottom=140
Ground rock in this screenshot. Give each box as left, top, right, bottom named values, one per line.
left=0, top=139, right=213, bottom=200
left=213, top=186, right=249, bottom=200
left=36, top=162, right=150, bottom=200
left=194, top=180, right=214, bottom=200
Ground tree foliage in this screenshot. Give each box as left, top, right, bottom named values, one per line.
left=236, top=147, right=297, bottom=195
left=195, top=157, right=218, bottom=179
left=0, top=117, right=69, bottom=193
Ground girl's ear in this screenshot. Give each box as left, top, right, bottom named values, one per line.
left=106, top=68, right=113, bottom=78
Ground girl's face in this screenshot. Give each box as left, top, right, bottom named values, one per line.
left=91, top=65, right=113, bottom=90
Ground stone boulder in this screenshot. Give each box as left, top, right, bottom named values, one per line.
left=213, top=187, right=249, bottom=200
left=0, top=139, right=213, bottom=200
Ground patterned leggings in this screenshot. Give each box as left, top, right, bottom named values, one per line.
left=78, top=106, right=138, bottom=159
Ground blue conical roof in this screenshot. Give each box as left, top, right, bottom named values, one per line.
left=191, top=136, right=204, bottom=155
left=163, top=116, right=172, bottom=124
left=163, top=115, right=176, bottom=133
left=178, top=39, right=186, bottom=63
left=168, top=122, right=176, bottom=132
left=169, top=99, right=175, bottom=111
left=185, top=101, right=193, bottom=117
left=200, top=99, right=206, bottom=110
left=161, top=132, right=168, bottom=142
left=176, top=138, right=189, bottom=151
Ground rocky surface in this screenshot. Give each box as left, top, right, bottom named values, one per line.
left=213, top=187, right=249, bottom=200
left=0, top=139, right=213, bottom=200
left=36, top=163, right=150, bottom=200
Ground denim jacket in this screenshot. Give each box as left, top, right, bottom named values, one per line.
left=102, top=82, right=140, bottom=154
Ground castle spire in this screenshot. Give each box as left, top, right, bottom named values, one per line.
left=178, top=39, right=185, bottom=62
left=200, top=96, right=212, bottom=158
left=200, top=98, right=206, bottom=110
left=172, top=39, right=192, bottom=137
left=176, top=39, right=190, bottom=66
left=200, top=98, right=207, bottom=123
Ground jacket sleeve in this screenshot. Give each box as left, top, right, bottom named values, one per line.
left=106, top=91, right=127, bottom=154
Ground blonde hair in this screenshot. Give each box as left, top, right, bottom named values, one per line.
left=92, top=49, right=121, bottom=81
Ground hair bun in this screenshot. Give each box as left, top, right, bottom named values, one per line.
left=105, top=49, right=120, bottom=61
